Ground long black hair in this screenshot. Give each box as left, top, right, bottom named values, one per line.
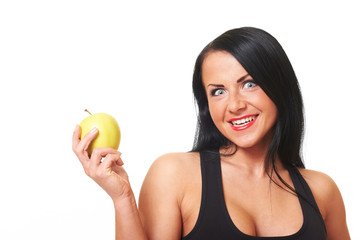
left=192, top=27, right=305, bottom=189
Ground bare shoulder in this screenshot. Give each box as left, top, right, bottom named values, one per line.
left=297, top=168, right=343, bottom=218
left=298, top=168, right=337, bottom=193
left=138, top=152, right=201, bottom=238
left=150, top=152, right=200, bottom=169
left=147, top=152, right=200, bottom=181
left=298, top=168, right=350, bottom=239
left=140, top=152, right=200, bottom=203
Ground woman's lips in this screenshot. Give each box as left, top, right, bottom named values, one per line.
left=228, top=114, right=259, bottom=131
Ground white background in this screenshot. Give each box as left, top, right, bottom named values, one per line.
left=1, top=0, right=360, bottom=239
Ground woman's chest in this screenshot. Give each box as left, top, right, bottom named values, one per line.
left=180, top=171, right=304, bottom=238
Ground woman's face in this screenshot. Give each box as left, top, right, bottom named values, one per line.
left=202, top=50, right=278, bottom=149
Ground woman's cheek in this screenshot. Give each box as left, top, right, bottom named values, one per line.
left=209, top=102, right=225, bottom=127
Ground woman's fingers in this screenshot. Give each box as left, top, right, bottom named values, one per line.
left=72, top=125, right=81, bottom=153
left=72, top=125, right=90, bottom=166
left=116, top=157, right=124, bottom=166
left=89, top=153, right=130, bottom=199
left=72, top=125, right=98, bottom=160
left=98, top=152, right=125, bottom=178
left=77, top=127, right=99, bottom=155
left=72, top=125, right=100, bottom=170
left=99, top=153, right=122, bottom=176
left=88, top=148, right=121, bottom=176
left=72, top=126, right=129, bottom=200
left=90, top=148, right=120, bottom=163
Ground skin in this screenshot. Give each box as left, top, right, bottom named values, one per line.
left=72, top=50, right=350, bottom=239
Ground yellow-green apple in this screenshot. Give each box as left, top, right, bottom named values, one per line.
left=80, top=109, right=121, bottom=155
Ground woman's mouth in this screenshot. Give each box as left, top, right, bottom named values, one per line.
left=228, top=114, right=259, bottom=131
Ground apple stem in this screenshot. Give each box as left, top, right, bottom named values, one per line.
left=84, top=109, right=92, bottom=115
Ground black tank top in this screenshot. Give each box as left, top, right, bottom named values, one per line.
left=182, top=150, right=327, bottom=240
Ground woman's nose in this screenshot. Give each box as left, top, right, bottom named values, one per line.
left=227, top=92, right=246, bottom=113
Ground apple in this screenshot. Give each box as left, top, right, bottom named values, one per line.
left=80, top=109, right=121, bottom=155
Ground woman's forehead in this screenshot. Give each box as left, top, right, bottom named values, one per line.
left=201, top=50, right=249, bottom=85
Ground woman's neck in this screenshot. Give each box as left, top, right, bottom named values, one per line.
left=220, top=142, right=284, bottom=179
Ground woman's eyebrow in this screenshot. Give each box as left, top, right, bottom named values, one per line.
left=236, top=74, right=250, bottom=83
left=207, top=74, right=250, bottom=88
left=207, top=83, right=224, bottom=88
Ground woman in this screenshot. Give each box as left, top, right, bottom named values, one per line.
left=72, top=27, right=350, bottom=239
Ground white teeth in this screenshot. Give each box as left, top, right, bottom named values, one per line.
left=232, top=116, right=256, bottom=126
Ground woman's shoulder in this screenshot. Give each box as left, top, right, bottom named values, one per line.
left=155, top=151, right=200, bottom=162
left=142, top=152, right=201, bottom=189
left=140, top=152, right=201, bottom=207
left=297, top=168, right=343, bottom=219
left=297, top=168, right=338, bottom=196
left=150, top=151, right=200, bottom=173
left=298, top=168, right=336, bottom=188
left=296, top=169, right=350, bottom=238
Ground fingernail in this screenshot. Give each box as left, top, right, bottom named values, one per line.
left=90, top=127, right=98, bottom=134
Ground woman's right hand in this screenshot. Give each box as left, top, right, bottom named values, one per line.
left=72, top=125, right=133, bottom=202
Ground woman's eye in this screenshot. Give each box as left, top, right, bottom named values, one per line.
left=211, top=89, right=226, bottom=96
left=243, top=80, right=257, bottom=89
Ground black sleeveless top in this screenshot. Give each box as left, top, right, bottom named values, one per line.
left=182, top=150, right=327, bottom=240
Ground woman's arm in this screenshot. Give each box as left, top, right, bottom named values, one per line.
left=113, top=194, right=148, bottom=240
left=72, top=125, right=147, bottom=240
left=73, top=126, right=183, bottom=240
left=322, top=175, right=350, bottom=240
left=138, top=153, right=185, bottom=239
left=301, top=169, right=351, bottom=240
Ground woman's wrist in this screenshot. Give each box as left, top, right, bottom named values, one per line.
left=112, top=191, right=147, bottom=240
left=112, top=190, right=138, bottom=215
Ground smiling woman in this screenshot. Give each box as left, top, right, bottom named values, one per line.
left=72, top=27, right=351, bottom=240
left=192, top=28, right=304, bottom=170
left=201, top=50, right=278, bottom=150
